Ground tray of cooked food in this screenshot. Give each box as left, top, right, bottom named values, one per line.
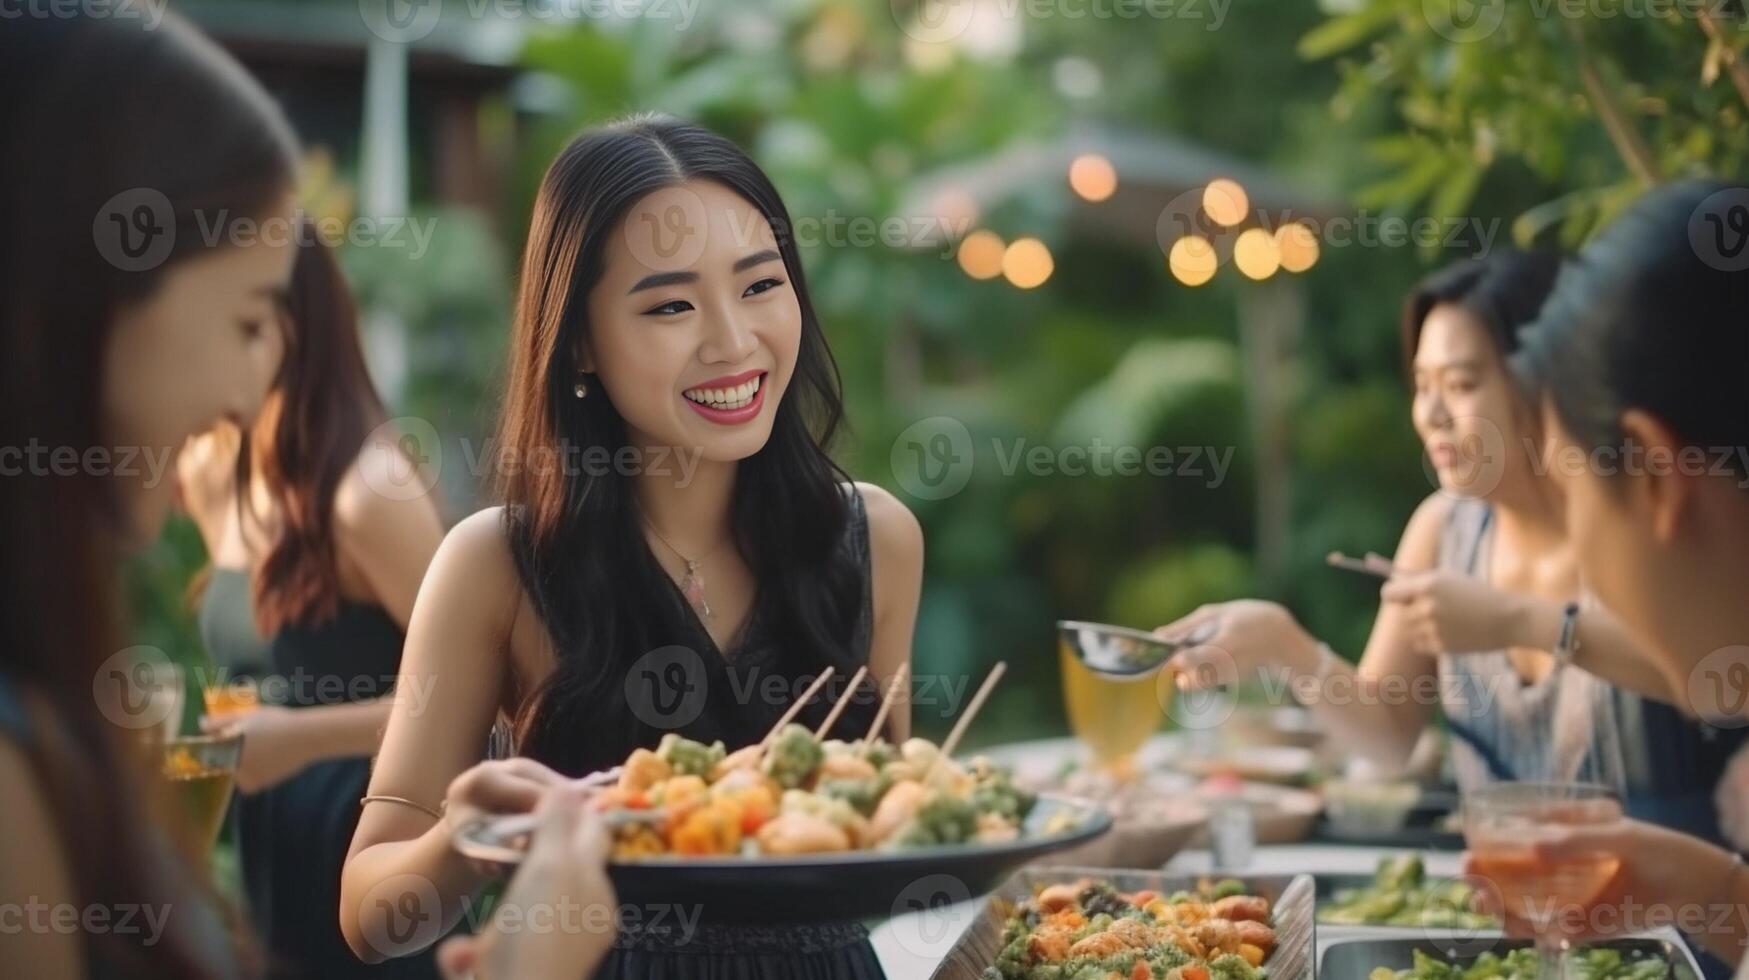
left=931, top=870, right=1316, bottom=980
left=1320, top=935, right=1702, bottom=980
left=452, top=664, right=1115, bottom=923
left=1316, top=854, right=1497, bottom=932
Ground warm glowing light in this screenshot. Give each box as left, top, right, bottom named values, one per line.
left=1233, top=227, right=1280, bottom=280
left=1168, top=235, right=1218, bottom=287
left=1202, top=178, right=1250, bottom=228
left=1276, top=222, right=1320, bottom=273
left=1068, top=154, right=1117, bottom=202
left=1002, top=237, right=1054, bottom=289
left=957, top=230, right=1006, bottom=280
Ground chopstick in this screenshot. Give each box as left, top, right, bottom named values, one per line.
left=814, top=665, right=869, bottom=739
left=1325, top=550, right=1394, bottom=579
left=924, top=661, right=1006, bottom=786
left=857, top=663, right=910, bottom=758
left=760, top=665, right=836, bottom=749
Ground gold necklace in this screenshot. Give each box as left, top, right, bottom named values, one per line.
left=643, top=521, right=728, bottom=623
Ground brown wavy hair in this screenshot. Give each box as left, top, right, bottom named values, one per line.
left=238, top=231, right=389, bottom=635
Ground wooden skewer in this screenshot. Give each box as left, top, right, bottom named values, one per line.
left=924, top=661, right=1007, bottom=786
left=857, top=662, right=910, bottom=757
left=759, top=665, right=836, bottom=749
left=813, top=665, right=869, bottom=739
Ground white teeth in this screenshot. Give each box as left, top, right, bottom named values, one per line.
left=683, top=374, right=762, bottom=410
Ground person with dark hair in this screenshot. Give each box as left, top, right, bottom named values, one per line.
left=1482, top=179, right=1749, bottom=969
left=1153, top=249, right=1744, bottom=840
left=175, top=232, right=444, bottom=979
left=0, top=14, right=617, bottom=980
left=341, top=114, right=925, bottom=979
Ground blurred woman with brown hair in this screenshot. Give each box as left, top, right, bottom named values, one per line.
left=1, top=13, right=618, bottom=980
left=0, top=13, right=301, bottom=978
left=176, top=230, right=444, bottom=979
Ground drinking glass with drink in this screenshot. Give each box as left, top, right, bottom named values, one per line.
left=1464, top=781, right=1625, bottom=980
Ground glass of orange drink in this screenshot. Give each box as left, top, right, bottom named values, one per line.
left=202, top=678, right=260, bottom=718
left=1464, top=781, right=1624, bottom=980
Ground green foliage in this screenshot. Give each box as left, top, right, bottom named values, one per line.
left=1304, top=0, right=1749, bottom=251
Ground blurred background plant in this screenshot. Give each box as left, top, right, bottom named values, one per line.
left=131, top=0, right=1748, bottom=747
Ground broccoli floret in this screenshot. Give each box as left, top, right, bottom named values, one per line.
left=971, top=766, right=1039, bottom=823
left=892, top=792, right=978, bottom=847
left=1077, top=882, right=1131, bottom=918
left=760, top=724, right=824, bottom=789
left=1209, top=952, right=1264, bottom=980
left=862, top=739, right=897, bottom=770
left=817, top=773, right=893, bottom=816
left=655, top=734, right=726, bottom=778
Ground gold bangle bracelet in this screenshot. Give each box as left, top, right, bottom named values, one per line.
left=360, top=794, right=445, bottom=821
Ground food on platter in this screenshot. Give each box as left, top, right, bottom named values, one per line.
left=1368, top=946, right=1667, bottom=980
left=982, top=877, right=1278, bottom=980
left=1318, top=854, right=1496, bottom=930
left=590, top=729, right=1038, bottom=859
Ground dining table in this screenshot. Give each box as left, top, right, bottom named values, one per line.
left=870, top=731, right=1468, bottom=978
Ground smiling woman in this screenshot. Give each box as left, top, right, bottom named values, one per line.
left=341, top=115, right=924, bottom=980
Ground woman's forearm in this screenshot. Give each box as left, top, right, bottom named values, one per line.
left=1510, top=597, right=1681, bottom=705
left=342, top=822, right=491, bottom=963
left=1283, top=643, right=1433, bottom=771
left=294, top=699, right=395, bottom=761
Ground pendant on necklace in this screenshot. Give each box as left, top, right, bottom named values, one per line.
left=680, top=559, right=712, bottom=622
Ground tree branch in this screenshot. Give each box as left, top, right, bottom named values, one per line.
left=1697, top=8, right=1749, bottom=114
left=1561, top=17, right=1661, bottom=186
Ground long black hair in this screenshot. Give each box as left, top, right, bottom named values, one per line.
left=0, top=12, right=296, bottom=978
left=1515, top=180, right=1749, bottom=483
left=496, top=115, right=870, bottom=774
left=1400, top=249, right=1563, bottom=382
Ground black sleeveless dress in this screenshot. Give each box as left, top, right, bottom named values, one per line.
left=515, top=486, right=889, bottom=980
left=199, top=570, right=440, bottom=980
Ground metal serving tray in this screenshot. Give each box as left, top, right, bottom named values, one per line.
left=931, top=868, right=1316, bottom=980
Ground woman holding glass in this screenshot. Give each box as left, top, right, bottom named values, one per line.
left=1154, top=249, right=1744, bottom=841
left=1467, top=179, right=1749, bottom=971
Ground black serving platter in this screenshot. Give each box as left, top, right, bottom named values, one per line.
left=453, top=791, right=1112, bottom=925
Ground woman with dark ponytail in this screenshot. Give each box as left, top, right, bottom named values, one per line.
left=1484, top=180, right=1749, bottom=971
